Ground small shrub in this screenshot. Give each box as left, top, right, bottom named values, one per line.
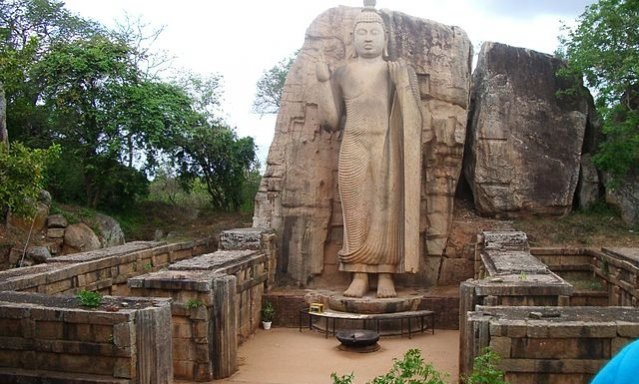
left=464, top=348, right=508, bottom=384
left=186, top=299, right=203, bottom=310
left=261, top=300, right=275, bottom=322
left=76, top=290, right=102, bottom=308
left=331, top=349, right=447, bottom=384
left=331, top=372, right=354, bottom=384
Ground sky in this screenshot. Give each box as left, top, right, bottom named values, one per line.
left=62, top=0, right=595, bottom=166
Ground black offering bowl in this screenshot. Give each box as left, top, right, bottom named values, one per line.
left=336, top=329, right=380, bottom=352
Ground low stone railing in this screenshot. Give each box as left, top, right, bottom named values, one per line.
left=0, top=291, right=173, bottom=383
left=464, top=306, right=639, bottom=383
left=532, top=247, right=639, bottom=306
left=0, top=240, right=213, bottom=295
left=460, top=231, right=639, bottom=383
left=127, top=228, right=275, bottom=381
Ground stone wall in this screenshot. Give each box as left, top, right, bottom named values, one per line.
left=0, top=291, right=173, bottom=384
left=460, top=233, right=639, bottom=382
left=463, top=306, right=639, bottom=383
left=0, top=240, right=213, bottom=295
left=533, top=247, right=639, bottom=307
left=129, top=228, right=274, bottom=381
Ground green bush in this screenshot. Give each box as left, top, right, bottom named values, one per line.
left=76, top=289, right=102, bottom=308
left=0, top=142, right=60, bottom=218
left=464, top=348, right=508, bottom=384
left=331, top=348, right=508, bottom=384
left=331, top=349, right=447, bottom=384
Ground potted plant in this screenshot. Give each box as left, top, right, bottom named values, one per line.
left=261, top=300, right=275, bottom=330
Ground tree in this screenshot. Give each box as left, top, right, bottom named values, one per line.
left=0, top=0, right=101, bottom=144
left=557, top=0, right=639, bottom=178
left=0, top=81, right=7, bottom=148
left=34, top=35, right=196, bottom=208
left=252, top=53, right=296, bottom=115
left=173, top=125, right=258, bottom=212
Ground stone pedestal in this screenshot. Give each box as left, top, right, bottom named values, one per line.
left=306, top=290, right=421, bottom=314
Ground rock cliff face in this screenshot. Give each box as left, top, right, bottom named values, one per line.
left=464, top=42, right=595, bottom=217
left=253, top=6, right=472, bottom=286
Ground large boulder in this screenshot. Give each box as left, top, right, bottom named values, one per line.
left=576, top=154, right=602, bottom=210
left=464, top=42, right=592, bottom=217
left=253, top=6, right=472, bottom=285
left=95, top=213, right=125, bottom=247
left=604, top=171, right=639, bottom=226
left=63, top=223, right=101, bottom=253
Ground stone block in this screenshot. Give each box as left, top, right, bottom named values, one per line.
left=527, top=324, right=548, bottom=338
left=489, top=336, right=512, bottom=357
left=611, top=337, right=633, bottom=355
left=174, top=360, right=195, bottom=379
left=47, top=227, right=66, bottom=238
left=616, top=321, right=639, bottom=337
left=113, top=322, right=134, bottom=347
left=113, top=356, right=134, bottom=379
left=35, top=321, right=64, bottom=339
left=172, top=318, right=192, bottom=339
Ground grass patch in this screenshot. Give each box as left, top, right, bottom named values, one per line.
left=514, top=202, right=638, bottom=247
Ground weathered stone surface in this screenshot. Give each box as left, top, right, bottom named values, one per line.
left=63, top=223, right=101, bottom=253
left=26, top=246, right=51, bottom=264
left=94, top=213, right=125, bottom=247
left=577, top=154, right=601, bottom=209
left=602, top=247, right=639, bottom=268
left=47, top=214, right=68, bottom=229
left=253, top=6, right=472, bottom=286
left=604, top=170, right=639, bottom=226
left=465, top=42, right=589, bottom=217
left=169, top=250, right=260, bottom=271
left=219, top=228, right=265, bottom=250
left=483, top=231, right=529, bottom=251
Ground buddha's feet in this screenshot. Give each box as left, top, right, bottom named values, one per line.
left=377, top=273, right=397, bottom=298
left=343, top=273, right=369, bottom=297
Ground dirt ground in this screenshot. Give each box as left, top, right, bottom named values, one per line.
left=181, top=328, right=460, bottom=384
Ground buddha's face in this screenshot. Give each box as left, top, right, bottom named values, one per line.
left=353, top=21, right=385, bottom=58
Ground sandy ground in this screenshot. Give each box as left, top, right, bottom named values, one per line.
left=185, top=328, right=459, bottom=384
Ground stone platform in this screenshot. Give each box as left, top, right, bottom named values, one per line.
left=305, top=289, right=422, bottom=314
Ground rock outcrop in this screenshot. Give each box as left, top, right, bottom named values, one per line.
left=253, top=6, right=472, bottom=285
left=464, top=42, right=594, bottom=217
left=604, top=171, right=639, bottom=226
left=63, top=223, right=101, bottom=253
left=95, top=213, right=125, bottom=247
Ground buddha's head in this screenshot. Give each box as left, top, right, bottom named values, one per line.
left=353, top=0, right=387, bottom=59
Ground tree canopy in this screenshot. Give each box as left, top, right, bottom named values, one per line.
left=252, top=53, right=296, bottom=115
left=557, top=0, right=639, bottom=178
left=0, top=0, right=258, bottom=212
